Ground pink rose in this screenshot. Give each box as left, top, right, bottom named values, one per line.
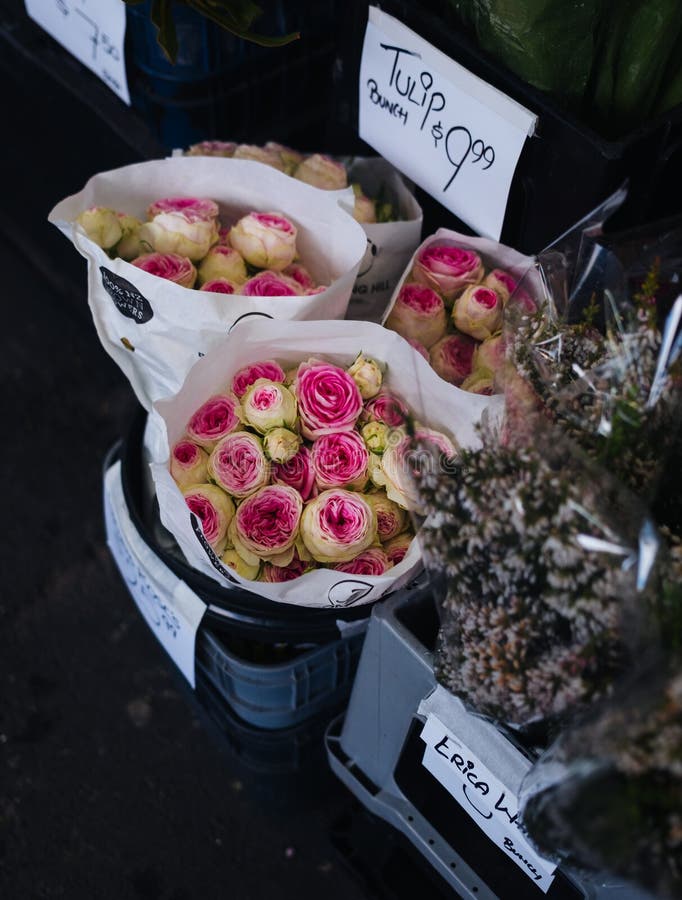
left=229, top=211, right=297, bottom=271
left=140, top=197, right=219, bottom=260
left=362, top=390, right=409, bottom=428
left=147, top=197, right=219, bottom=222
left=283, top=262, right=315, bottom=291
left=170, top=440, right=209, bottom=490
left=507, top=288, right=538, bottom=316
left=186, top=394, right=241, bottom=451
left=383, top=532, right=413, bottom=565
left=271, top=445, right=317, bottom=501
left=430, top=334, right=477, bottom=386
left=261, top=551, right=312, bottom=583
left=461, top=371, right=494, bottom=395
left=412, top=245, right=483, bottom=304
left=473, top=334, right=506, bottom=374
left=200, top=279, right=236, bottom=294
left=264, top=141, right=304, bottom=174
left=183, top=483, right=235, bottom=552
left=207, top=432, right=269, bottom=498
left=382, top=427, right=457, bottom=510
left=452, top=285, right=503, bottom=340
left=294, top=360, right=363, bottom=439
left=242, top=270, right=301, bottom=297
left=131, top=252, right=197, bottom=288
left=304, top=286, right=328, bottom=295
left=484, top=268, right=517, bottom=304
left=232, top=360, right=286, bottom=398
left=241, top=380, right=297, bottom=433
left=311, top=431, right=369, bottom=491
left=293, top=154, right=348, bottom=191
left=229, top=484, right=303, bottom=566
left=198, top=245, right=247, bottom=286
left=217, top=227, right=232, bottom=245
left=385, top=283, right=447, bottom=349
left=407, top=338, right=430, bottom=362
left=300, top=489, right=377, bottom=563
left=334, top=547, right=391, bottom=576
left=365, top=492, right=408, bottom=542
left=185, top=140, right=236, bottom=157
left=232, top=144, right=286, bottom=171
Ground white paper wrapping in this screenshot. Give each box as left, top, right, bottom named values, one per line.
left=345, top=157, right=423, bottom=322
left=147, top=318, right=500, bottom=609
left=49, top=157, right=367, bottom=410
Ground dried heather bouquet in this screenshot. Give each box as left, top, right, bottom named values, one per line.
left=419, top=429, right=648, bottom=729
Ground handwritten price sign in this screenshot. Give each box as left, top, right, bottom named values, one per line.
left=25, top=0, right=131, bottom=105
left=359, top=7, right=537, bottom=239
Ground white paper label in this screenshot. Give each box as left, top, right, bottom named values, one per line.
left=25, top=0, right=131, bottom=105
left=421, top=714, right=557, bottom=892
left=103, top=461, right=206, bottom=686
left=359, top=7, right=537, bottom=240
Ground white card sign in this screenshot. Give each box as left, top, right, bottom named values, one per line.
left=359, top=7, right=537, bottom=240
left=25, top=0, right=131, bottom=105
left=421, top=714, right=557, bottom=892
left=104, top=461, right=206, bottom=686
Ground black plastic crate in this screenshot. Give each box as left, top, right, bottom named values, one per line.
left=328, top=1, right=682, bottom=253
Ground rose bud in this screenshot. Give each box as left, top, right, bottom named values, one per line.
left=382, top=427, right=457, bottom=510
left=217, top=226, right=232, bottom=245
left=170, top=440, right=209, bottom=490
left=241, top=380, right=297, bottom=434
left=131, top=252, right=197, bottom=288
left=412, top=245, right=483, bottom=304
left=407, top=338, right=430, bottom=362
left=261, top=550, right=312, bottom=583
left=116, top=213, right=144, bottom=260
left=473, top=334, right=506, bottom=374
left=334, top=547, right=392, bottom=576
left=300, top=489, right=377, bottom=563
left=199, top=279, right=237, bottom=294
left=242, top=270, right=301, bottom=297
left=347, top=353, right=383, bottom=400
left=186, top=394, right=242, bottom=451
left=383, top=532, right=414, bottom=565
left=183, top=483, right=235, bottom=553
left=271, top=445, right=317, bottom=501
left=283, top=262, right=315, bottom=291
left=430, top=334, right=477, bottom=386
left=362, top=421, right=390, bottom=454
left=461, top=371, right=494, bottom=395
left=207, top=432, right=269, bottom=498
left=229, top=484, right=303, bottom=567
left=221, top=547, right=260, bottom=580
left=385, top=283, right=447, bottom=349
left=362, top=390, right=409, bottom=428
left=229, top=211, right=297, bottom=271
left=294, top=360, right=363, bottom=439
left=312, top=431, right=370, bottom=491
left=76, top=207, right=122, bottom=249
left=263, top=427, right=301, bottom=464
left=186, top=140, right=236, bottom=157
left=365, top=491, right=408, bottom=542
left=452, top=285, right=503, bottom=341
left=484, top=268, right=518, bottom=305
left=264, top=141, right=304, bottom=175
left=293, top=154, right=348, bottom=191
left=367, top=452, right=385, bottom=489
left=232, top=360, right=286, bottom=399
left=232, top=144, right=286, bottom=171
left=352, top=184, right=377, bottom=224
left=140, top=198, right=219, bottom=262
left=198, top=245, right=247, bottom=286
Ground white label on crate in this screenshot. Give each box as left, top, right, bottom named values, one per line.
left=420, top=714, right=557, bottom=892
left=25, top=0, right=131, bottom=105
left=359, top=7, right=537, bottom=240
left=103, top=462, right=206, bottom=686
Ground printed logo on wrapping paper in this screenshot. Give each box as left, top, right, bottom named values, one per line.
left=189, top=514, right=238, bottom=583
left=100, top=267, right=154, bottom=324
left=327, top=580, right=374, bottom=607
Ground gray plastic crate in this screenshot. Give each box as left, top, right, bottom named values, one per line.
left=325, top=585, right=655, bottom=900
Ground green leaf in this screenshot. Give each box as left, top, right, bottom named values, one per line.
left=188, top=0, right=299, bottom=47
left=150, top=0, right=179, bottom=64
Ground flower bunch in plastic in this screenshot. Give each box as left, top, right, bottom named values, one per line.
left=76, top=198, right=328, bottom=297
left=185, top=140, right=396, bottom=224
left=171, top=352, right=456, bottom=583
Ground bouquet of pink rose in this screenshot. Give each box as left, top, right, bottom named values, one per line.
left=149, top=319, right=497, bottom=608
left=49, top=157, right=366, bottom=410
left=383, top=229, right=544, bottom=395
left=74, top=198, right=329, bottom=298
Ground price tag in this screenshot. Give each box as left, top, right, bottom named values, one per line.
left=103, top=461, right=206, bottom=686
left=25, top=0, right=131, bottom=105
left=421, top=714, right=557, bottom=892
left=359, top=7, right=537, bottom=240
